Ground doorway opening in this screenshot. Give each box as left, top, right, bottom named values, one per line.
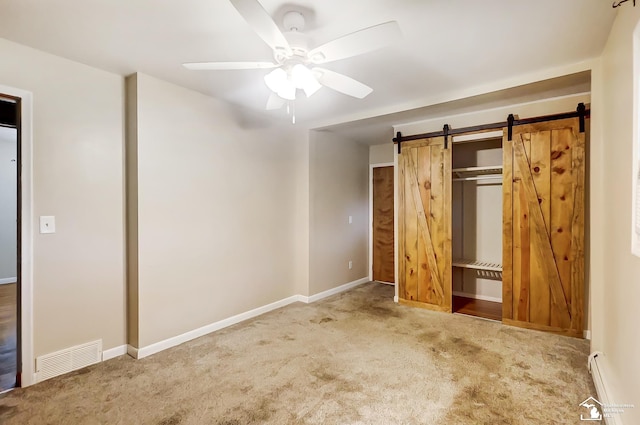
left=0, top=96, right=19, bottom=391
left=370, top=163, right=395, bottom=285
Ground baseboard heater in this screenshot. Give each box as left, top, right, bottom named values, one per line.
left=35, top=340, right=102, bottom=383
left=588, top=352, right=620, bottom=425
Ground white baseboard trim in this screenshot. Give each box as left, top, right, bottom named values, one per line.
left=127, top=278, right=370, bottom=359
left=394, top=295, right=399, bottom=303
left=452, top=291, right=502, bottom=303
left=127, top=345, right=139, bottom=359
left=0, top=277, right=17, bottom=285
left=584, top=330, right=591, bottom=340
left=129, top=294, right=303, bottom=359
left=588, top=352, right=622, bottom=425
left=102, top=345, right=128, bottom=361
left=299, top=277, right=370, bottom=304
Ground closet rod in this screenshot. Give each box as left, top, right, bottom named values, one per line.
left=392, top=103, right=590, bottom=145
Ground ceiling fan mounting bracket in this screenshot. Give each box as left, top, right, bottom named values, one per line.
left=282, top=11, right=305, bottom=32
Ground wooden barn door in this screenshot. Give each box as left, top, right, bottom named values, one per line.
left=398, top=137, right=452, bottom=312
left=502, top=118, right=585, bottom=337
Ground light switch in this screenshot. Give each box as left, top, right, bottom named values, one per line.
left=40, top=216, right=56, bottom=234
left=348, top=215, right=353, bottom=224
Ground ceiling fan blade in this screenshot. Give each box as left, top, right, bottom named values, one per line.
left=308, top=21, right=401, bottom=64
left=266, top=92, right=287, bottom=110
left=229, top=0, right=292, bottom=55
left=312, top=68, right=373, bottom=99
left=183, top=61, right=277, bottom=70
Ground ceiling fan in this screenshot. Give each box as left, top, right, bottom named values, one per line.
left=183, top=0, right=401, bottom=115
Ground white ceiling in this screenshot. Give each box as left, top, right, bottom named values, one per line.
left=0, top=0, right=616, bottom=129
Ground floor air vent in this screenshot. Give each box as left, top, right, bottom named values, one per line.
left=36, top=340, right=102, bottom=382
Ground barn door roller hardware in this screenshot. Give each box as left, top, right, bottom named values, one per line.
left=507, top=114, right=515, bottom=141
left=577, top=102, right=586, bottom=133
left=396, top=131, right=403, bottom=154
left=392, top=103, right=589, bottom=145
left=443, top=124, right=450, bottom=149
left=507, top=103, right=587, bottom=141
left=613, top=0, right=635, bottom=8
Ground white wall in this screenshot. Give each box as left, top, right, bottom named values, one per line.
left=309, top=130, right=369, bottom=294
left=128, top=73, right=302, bottom=348
left=369, top=143, right=394, bottom=165
left=590, top=8, right=640, bottom=423
left=291, top=128, right=311, bottom=297
left=0, top=126, right=17, bottom=281
left=0, top=38, right=125, bottom=358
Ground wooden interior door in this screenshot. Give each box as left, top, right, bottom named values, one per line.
left=398, top=137, right=452, bottom=312
left=502, top=118, right=585, bottom=337
left=372, top=166, right=395, bottom=283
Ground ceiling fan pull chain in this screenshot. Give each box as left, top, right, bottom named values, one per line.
left=292, top=101, right=296, bottom=124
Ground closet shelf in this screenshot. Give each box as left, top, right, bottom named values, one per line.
left=452, top=166, right=503, bottom=181
left=452, top=258, right=502, bottom=272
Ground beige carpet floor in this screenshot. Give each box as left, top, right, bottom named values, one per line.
left=0, top=282, right=595, bottom=424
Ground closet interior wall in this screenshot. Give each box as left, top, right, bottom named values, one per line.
left=452, top=135, right=503, bottom=307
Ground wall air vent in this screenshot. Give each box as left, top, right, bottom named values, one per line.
left=35, top=340, right=102, bottom=382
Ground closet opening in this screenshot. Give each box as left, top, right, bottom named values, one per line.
left=451, top=130, right=503, bottom=321
left=0, top=95, right=19, bottom=391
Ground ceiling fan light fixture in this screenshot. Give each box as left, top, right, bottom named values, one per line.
left=291, top=64, right=322, bottom=97
left=264, top=67, right=288, bottom=93
left=264, top=67, right=295, bottom=99
left=277, top=84, right=296, bottom=101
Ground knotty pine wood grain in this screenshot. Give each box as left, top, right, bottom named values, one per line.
left=551, top=128, right=574, bottom=328
left=530, top=131, right=552, bottom=326
left=417, top=146, right=432, bottom=303
left=404, top=148, right=419, bottom=301
left=502, top=131, right=514, bottom=320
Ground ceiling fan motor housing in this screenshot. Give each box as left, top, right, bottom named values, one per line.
left=283, top=11, right=305, bottom=32
left=273, top=12, right=309, bottom=63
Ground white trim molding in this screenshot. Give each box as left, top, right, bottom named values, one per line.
left=0, top=85, right=34, bottom=387
left=128, top=277, right=370, bottom=359
left=102, top=345, right=128, bottom=361
left=129, top=295, right=304, bottom=359
left=126, top=345, right=139, bottom=359
left=0, top=277, right=17, bottom=285
left=588, top=352, right=622, bottom=425
left=633, top=22, right=640, bottom=258
left=299, top=277, right=370, bottom=304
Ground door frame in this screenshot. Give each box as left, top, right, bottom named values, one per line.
left=0, top=85, right=34, bottom=387
left=369, top=162, right=395, bottom=285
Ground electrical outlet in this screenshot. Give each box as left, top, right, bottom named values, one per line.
left=348, top=215, right=353, bottom=224
left=348, top=260, right=353, bottom=270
